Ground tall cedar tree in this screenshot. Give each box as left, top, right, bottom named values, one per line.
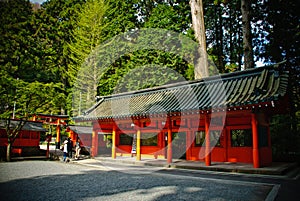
left=190, top=0, right=209, bottom=78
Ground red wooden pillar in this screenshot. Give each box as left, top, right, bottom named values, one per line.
left=136, top=127, right=141, bottom=161
left=251, top=113, right=260, bottom=168
left=69, top=130, right=74, bottom=142
left=167, top=116, right=172, bottom=164
left=91, top=129, right=98, bottom=157
left=69, top=130, right=75, bottom=148
left=112, top=125, right=116, bottom=159
left=55, top=119, right=61, bottom=149
left=205, top=114, right=211, bottom=166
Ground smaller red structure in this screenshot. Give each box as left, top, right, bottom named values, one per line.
left=67, top=126, right=92, bottom=148
left=0, top=120, right=46, bottom=157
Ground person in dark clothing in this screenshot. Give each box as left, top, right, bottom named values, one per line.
left=67, top=137, right=73, bottom=158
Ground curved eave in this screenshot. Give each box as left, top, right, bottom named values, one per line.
left=74, top=101, right=281, bottom=122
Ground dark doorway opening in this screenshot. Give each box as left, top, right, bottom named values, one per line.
left=172, top=132, right=186, bottom=159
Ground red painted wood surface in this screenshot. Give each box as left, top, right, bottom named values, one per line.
left=0, top=129, right=40, bottom=147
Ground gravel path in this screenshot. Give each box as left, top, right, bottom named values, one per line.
left=0, top=160, right=273, bottom=201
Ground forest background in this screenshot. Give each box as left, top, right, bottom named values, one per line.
left=0, top=0, right=299, bottom=162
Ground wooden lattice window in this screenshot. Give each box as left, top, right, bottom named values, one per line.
left=195, top=131, right=205, bottom=146
left=231, top=129, right=252, bottom=147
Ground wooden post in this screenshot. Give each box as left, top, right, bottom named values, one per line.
left=167, top=116, right=172, bottom=164
left=112, top=125, right=116, bottom=159
left=251, top=113, right=260, bottom=168
left=69, top=130, right=75, bottom=153
left=205, top=114, right=211, bottom=166
left=136, top=126, right=141, bottom=161
left=91, top=129, right=98, bottom=157
left=55, top=119, right=61, bottom=149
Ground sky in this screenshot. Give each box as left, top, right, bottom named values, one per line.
left=30, top=0, right=46, bottom=4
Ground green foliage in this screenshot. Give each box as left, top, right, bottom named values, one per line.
left=94, top=26, right=199, bottom=96
left=0, top=73, right=65, bottom=120
left=270, top=114, right=300, bottom=162
left=224, top=63, right=239, bottom=73
left=98, top=50, right=192, bottom=95
left=95, top=1, right=195, bottom=96
left=1, top=0, right=298, bottom=115
left=0, top=71, right=17, bottom=118
left=0, top=0, right=67, bottom=119
left=68, top=0, right=110, bottom=116
left=144, top=2, right=191, bottom=33
left=37, top=0, right=86, bottom=116
left=0, top=0, right=35, bottom=80
left=68, top=0, right=109, bottom=82
left=262, top=0, right=299, bottom=65
left=204, top=0, right=244, bottom=71
left=103, top=0, right=140, bottom=38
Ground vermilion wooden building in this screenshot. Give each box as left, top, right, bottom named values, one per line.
left=75, top=66, right=289, bottom=168
left=0, top=120, right=46, bottom=156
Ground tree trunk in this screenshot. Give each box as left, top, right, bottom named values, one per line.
left=6, top=140, right=11, bottom=162
left=190, top=0, right=209, bottom=79
left=241, top=0, right=254, bottom=69
left=5, top=119, right=25, bottom=162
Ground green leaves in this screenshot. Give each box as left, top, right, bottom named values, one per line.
left=17, top=81, right=65, bottom=116
left=0, top=0, right=67, bottom=120
left=0, top=73, right=65, bottom=120
left=68, top=0, right=110, bottom=115
left=0, top=0, right=298, bottom=119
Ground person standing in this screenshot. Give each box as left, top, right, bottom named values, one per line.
left=67, top=137, right=73, bottom=158
left=63, top=140, right=68, bottom=162
left=75, top=137, right=81, bottom=160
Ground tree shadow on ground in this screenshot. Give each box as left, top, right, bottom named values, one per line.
left=0, top=161, right=272, bottom=201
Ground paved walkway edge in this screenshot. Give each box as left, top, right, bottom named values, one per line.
left=265, top=184, right=280, bottom=201
left=93, top=157, right=299, bottom=176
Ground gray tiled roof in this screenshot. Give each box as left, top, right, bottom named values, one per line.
left=77, top=66, right=288, bottom=120
left=68, top=126, right=92, bottom=134
left=0, top=120, right=46, bottom=132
